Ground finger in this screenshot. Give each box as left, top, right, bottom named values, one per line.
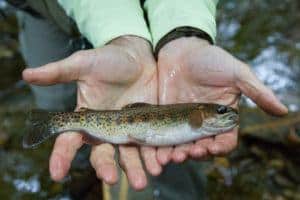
left=172, top=143, right=192, bottom=163
left=49, top=132, right=83, bottom=181
left=157, top=147, right=173, bottom=165
left=119, top=145, right=147, bottom=191
left=22, top=50, right=87, bottom=85
left=236, top=64, right=288, bottom=116
left=90, top=143, right=118, bottom=185
left=190, top=137, right=214, bottom=159
left=208, top=129, right=238, bottom=156
left=140, top=146, right=162, bottom=176
left=189, top=141, right=208, bottom=159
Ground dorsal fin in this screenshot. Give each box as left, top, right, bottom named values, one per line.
left=122, top=103, right=153, bottom=109
left=78, top=107, right=97, bottom=112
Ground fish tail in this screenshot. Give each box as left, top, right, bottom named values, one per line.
left=23, top=109, right=58, bottom=149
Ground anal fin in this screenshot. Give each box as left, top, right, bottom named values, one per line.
left=81, top=132, right=103, bottom=145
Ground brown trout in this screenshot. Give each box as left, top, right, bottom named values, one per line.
left=23, top=103, right=239, bottom=148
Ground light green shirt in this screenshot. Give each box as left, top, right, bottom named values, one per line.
left=58, top=0, right=152, bottom=47
left=58, top=0, right=218, bottom=48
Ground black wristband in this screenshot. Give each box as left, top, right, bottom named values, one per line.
left=154, top=26, right=213, bottom=59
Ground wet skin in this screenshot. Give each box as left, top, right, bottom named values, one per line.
left=22, top=36, right=288, bottom=191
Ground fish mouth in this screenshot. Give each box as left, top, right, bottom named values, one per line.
left=203, top=112, right=239, bottom=133
left=226, top=113, right=239, bottom=124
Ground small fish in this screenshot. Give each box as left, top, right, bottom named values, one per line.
left=23, top=103, right=239, bottom=148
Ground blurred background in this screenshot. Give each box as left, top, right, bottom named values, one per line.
left=0, top=0, right=299, bottom=199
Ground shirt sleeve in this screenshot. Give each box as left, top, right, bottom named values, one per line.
left=144, top=0, right=218, bottom=48
left=58, top=0, right=152, bottom=47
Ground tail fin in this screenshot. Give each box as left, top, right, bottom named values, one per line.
left=23, top=109, right=57, bottom=149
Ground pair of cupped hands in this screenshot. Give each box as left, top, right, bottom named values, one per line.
left=23, top=36, right=287, bottom=190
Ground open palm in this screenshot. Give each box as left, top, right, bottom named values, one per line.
left=156, top=37, right=288, bottom=164
left=23, top=36, right=161, bottom=190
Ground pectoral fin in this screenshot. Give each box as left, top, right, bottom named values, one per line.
left=128, top=134, right=147, bottom=144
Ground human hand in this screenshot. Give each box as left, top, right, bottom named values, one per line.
left=22, top=36, right=162, bottom=190
left=156, top=37, right=288, bottom=164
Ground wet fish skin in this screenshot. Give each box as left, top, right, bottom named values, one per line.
left=23, top=103, right=239, bottom=148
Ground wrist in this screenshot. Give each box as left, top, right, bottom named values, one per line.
left=154, top=27, right=213, bottom=59
left=110, top=35, right=154, bottom=63
left=158, top=36, right=210, bottom=59
left=110, top=35, right=151, bottom=50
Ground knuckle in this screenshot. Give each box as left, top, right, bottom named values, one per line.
left=72, top=50, right=87, bottom=63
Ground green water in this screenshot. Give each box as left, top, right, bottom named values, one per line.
left=0, top=0, right=299, bottom=199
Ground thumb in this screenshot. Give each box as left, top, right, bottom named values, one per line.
left=22, top=51, right=84, bottom=85
left=236, top=64, right=288, bottom=116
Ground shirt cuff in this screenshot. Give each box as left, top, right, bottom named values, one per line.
left=58, top=0, right=152, bottom=47
left=144, top=0, right=218, bottom=49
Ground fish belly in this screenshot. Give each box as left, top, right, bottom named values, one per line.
left=80, top=124, right=216, bottom=146
left=128, top=124, right=214, bottom=146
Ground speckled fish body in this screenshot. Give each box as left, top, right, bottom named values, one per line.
left=23, top=103, right=239, bottom=148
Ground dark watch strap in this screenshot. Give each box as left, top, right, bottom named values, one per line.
left=154, top=26, right=213, bottom=59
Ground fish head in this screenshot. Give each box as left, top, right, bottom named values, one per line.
left=201, top=104, right=239, bottom=133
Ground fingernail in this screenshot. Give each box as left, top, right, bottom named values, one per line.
left=133, top=176, right=147, bottom=191
left=103, top=172, right=117, bottom=185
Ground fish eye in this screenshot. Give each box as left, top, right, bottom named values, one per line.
left=217, top=105, right=228, bottom=114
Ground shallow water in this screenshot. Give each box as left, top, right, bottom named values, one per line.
left=0, top=1, right=299, bottom=199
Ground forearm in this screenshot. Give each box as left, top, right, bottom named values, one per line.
left=58, top=0, right=151, bottom=47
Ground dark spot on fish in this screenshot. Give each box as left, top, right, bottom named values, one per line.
left=134, top=117, right=143, bottom=123
left=96, top=114, right=102, bottom=124
left=157, top=113, right=166, bottom=121
left=141, top=114, right=149, bottom=121
left=85, top=114, right=94, bottom=123
left=127, top=116, right=134, bottom=124
left=115, top=117, right=122, bottom=125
